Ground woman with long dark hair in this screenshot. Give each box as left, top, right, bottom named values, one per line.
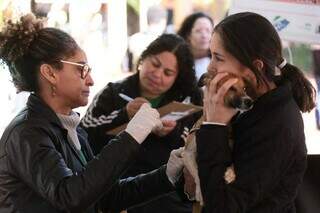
left=177, top=12, right=214, bottom=80
left=195, top=12, right=315, bottom=212
left=81, top=34, right=202, bottom=213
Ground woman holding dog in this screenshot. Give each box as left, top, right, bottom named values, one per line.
left=194, top=12, right=315, bottom=212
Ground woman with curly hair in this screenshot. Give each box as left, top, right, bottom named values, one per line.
left=0, top=14, right=185, bottom=213
left=81, top=34, right=202, bottom=213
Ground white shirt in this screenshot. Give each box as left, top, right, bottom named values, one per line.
left=194, top=57, right=211, bottom=80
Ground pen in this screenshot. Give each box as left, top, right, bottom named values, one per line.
left=119, top=93, right=134, bottom=102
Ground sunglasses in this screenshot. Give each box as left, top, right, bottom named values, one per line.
left=60, top=60, right=91, bottom=79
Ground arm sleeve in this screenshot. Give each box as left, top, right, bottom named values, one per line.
left=99, top=165, right=175, bottom=212
left=6, top=127, right=140, bottom=212
left=81, top=84, right=129, bottom=132
left=80, top=84, right=129, bottom=153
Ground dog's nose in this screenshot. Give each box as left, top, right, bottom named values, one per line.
left=238, top=96, right=254, bottom=111
left=227, top=94, right=253, bottom=111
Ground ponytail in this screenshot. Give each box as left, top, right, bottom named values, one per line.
left=280, top=63, right=316, bottom=112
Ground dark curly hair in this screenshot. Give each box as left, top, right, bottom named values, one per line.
left=137, top=34, right=197, bottom=97
left=0, top=13, right=79, bottom=93
left=215, top=12, right=315, bottom=112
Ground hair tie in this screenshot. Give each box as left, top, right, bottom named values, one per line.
left=274, top=58, right=287, bottom=76
left=277, top=58, right=287, bottom=69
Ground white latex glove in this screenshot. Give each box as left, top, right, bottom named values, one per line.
left=125, top=103, right=163, bottom=144
left=166, top=147, right=184, bottom=184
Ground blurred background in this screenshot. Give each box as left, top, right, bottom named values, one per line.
left=0, top=0, right=319, bottom=153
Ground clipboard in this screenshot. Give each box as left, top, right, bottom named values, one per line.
left=106, top=101, right=202, bottom=135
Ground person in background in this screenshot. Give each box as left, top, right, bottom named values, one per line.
left=123, top=4, right=168, bottom=72
left=192, top=12, right=315, bottom=212
left=0, top=14, right=185, bottom=213
left=177, top=12, right=214, bottom=80
left=81, top=34, right=202, bottom=213
left=312, top=47, right=320, bottom=130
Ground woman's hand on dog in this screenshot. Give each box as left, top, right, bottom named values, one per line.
left=204, top=72, right=238, bottom=124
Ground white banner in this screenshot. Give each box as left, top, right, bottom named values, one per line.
left=229, top=0, right=320, bottom=44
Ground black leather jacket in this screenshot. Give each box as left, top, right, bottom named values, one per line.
left=0, top=94, right=174, bottom=213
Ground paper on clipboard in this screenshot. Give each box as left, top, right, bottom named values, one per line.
left=106, top=101, right=202, bottom=135
left=160, top=109, right=196, bottom=121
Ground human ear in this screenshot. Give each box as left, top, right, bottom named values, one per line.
left=253, top=59, right=264, bottom=72
left=243, top=59, right=264, bottom=86
left=137, top=63, right=142, bottom=71
left=39, top=64, right=58, bottom=85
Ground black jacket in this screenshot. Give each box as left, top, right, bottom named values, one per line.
left=81, top=74, right=202, bottom=175
left=81, top=74, right=202, bottom=213
left=0, top=94, right=174, bottom=213
left=196, top=83, right=307, bottom=213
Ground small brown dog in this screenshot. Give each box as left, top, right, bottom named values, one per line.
left=182, top=73, right=252, bottom=212
left=182, top=117, right=236, bottom=209
left=198, top=72, right=253, bottom=111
